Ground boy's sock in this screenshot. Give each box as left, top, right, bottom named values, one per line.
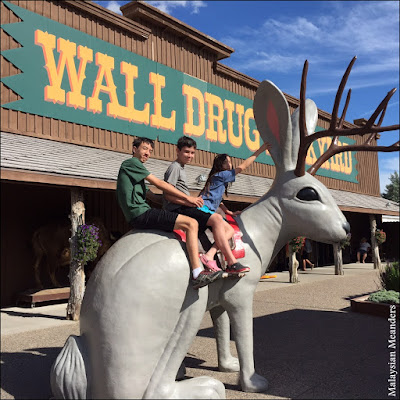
left=192, top=267, right=202, bottom=279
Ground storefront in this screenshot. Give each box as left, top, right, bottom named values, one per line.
left=1, top=0, right=398, bottom=306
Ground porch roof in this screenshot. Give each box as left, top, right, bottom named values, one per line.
left=1, top=131, right=398, bottom=216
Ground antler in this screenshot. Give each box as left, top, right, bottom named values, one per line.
left=294, top=57, right=400, bottom=177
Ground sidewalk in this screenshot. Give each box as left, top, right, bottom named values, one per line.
left=1, top=263, right=391, bottom=399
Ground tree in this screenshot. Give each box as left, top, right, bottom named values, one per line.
left=382, top=171, right=399, bottom=204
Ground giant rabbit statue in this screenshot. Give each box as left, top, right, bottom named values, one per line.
left=51, top=58, right=399, bottom=399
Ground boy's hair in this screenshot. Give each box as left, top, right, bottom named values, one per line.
left=132, top=137, right=154, bottom=151
left=177, top=136, right=197, bottom=150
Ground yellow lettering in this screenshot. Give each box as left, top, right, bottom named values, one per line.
left=317, top=137, right=331, bottom=170
left=66, top=45, right=93, bottom=109
left=87, top=52, right=119, bottom=115
left=204, top=92, right=225, bottom=143
left=330, top=153, right=342, bottom=172
left=149, top=72, right=176, bottom=131
left=182, top=84, right=205, bottom=136
left=342, top=142, right=353, bottom=175
left=244, top=108, right=259, bottom=151
left=224, top=100, right=241, bottom=148
left=34, top=30, right=92, bottom=107
left=113, top=61, right=150, bottom=124
left=231, top=103, right=244, bottom=149
left=306, top=142, right=318, bottom=165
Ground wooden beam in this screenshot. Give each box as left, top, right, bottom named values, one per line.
left=62, top=0, right=151, bottom=40
left=1, top=168, right=116, bottom=190
left=339, top=205, right=399, bottom=216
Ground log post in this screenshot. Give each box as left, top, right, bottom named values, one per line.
left=333, top=243, right=344, bottom=275
left=288, top=248, right=299, bottom=283
left=369, top=214, right=382, bottom=271
left=66, top=189, right=86, bottom=321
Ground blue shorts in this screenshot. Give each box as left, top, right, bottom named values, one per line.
left=197, top=205, right=215, bottom=215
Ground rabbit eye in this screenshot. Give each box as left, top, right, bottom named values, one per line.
left=296, top=187, right=319, bottom=201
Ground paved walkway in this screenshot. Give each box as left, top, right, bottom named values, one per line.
left=1, top=263, right=394, bottom=399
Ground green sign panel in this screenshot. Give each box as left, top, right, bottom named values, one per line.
left=1, top=1, right=358, bottom=182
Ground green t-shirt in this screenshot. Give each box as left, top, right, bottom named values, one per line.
left=116, top=157, right=151, bottom=223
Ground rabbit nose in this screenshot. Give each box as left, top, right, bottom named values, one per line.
left=343, top=221, right=351, bottom=235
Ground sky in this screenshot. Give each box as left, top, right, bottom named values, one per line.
left=95, top=0, right=399, bottom=194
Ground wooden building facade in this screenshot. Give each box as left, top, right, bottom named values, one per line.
left=1, top=0, right=398, bottom=306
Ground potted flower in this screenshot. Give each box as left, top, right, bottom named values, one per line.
left=73, top=224, right=102, bottom=267
left=375, top=229, right=386, bottom=245
left=289, top=236, right=305, bottom=253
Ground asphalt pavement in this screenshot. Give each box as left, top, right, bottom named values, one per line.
left=1, top=263, right=395, bottom=399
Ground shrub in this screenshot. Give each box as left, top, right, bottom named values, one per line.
left=380, top=261, right=400, bottom=292
left=73, top=224, right=102, bottom=267
left=368, top=290, right=399, bottom=305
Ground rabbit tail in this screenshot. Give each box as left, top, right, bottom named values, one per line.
left=50, top=335, right=89, bottom=399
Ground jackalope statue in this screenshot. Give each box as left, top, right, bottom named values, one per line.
left=51, top=57, right=399, bottom=399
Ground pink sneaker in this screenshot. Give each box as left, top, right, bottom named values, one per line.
left=200, top=254, right=221, bottom=272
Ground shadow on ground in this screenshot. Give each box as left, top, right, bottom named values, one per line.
left=191, top=308, right=389, bottom=399
left=1, top=309, right=65, bottom=320
left=1, top=347, right=58, bottom=399
left=1, top=308, right=390, bottom=399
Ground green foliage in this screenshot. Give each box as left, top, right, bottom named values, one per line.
left=382, top=170, right=399, bottom=204
left=375, top=229, right=386, bottom=245
left=368, top=290, right=399, bottom=305
left=339, top=233, right=351, bottom=249
left=73, top=224, right=102, bottom=267
left=380, top=261, right=400, bottom=292
left=289, top=236, right=305, bottom=253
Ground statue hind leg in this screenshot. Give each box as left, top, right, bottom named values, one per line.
left=143, top=286, right=225, bottom=399
left=210, top=305, right=240, bottom=372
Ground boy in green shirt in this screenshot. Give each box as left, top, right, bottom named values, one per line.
left=116, top=137, right=223, bottom=289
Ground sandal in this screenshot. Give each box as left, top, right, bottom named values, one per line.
left=200, top=254, right=221, bottom=272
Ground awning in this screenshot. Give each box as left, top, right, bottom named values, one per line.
left=1, top=131, right=399, bottom=216
left=382, top=215, right=400, bottom=223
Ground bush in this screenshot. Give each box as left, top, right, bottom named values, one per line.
left=380, top=261, right=400, bottom=292
left=368, top=290, right=399, bottom=305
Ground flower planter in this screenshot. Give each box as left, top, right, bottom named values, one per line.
left=350, top=294, right=399, bottom=319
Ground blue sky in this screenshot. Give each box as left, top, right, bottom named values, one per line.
left=95, top=0, right=399, bottom=194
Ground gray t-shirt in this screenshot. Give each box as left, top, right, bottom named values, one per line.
left=163, top=161, right=190, bottom=211
left=359, top=241, right=371, bottom=252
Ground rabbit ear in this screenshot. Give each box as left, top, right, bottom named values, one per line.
left=291, top=98, right=318, bottom=156
left=253, top=80, right=294, bottom=173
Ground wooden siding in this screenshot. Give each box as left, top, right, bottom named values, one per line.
left=1, top=0, right=381, bottom=196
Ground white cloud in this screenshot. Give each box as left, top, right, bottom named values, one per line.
left=105, top=1, right=122, bottom=15
left=360, top=101, right=400, bottom=118
left=379, top=155, right=400, bottom=193
left=146, top=0, right=206, bottom=15
left=380, top=156, right=400, bottom=172
left=306, top=78, right=400, bottom=97
left=190, top=1, right=207, bottom=14
left=220, top=1, right=399, bottom=81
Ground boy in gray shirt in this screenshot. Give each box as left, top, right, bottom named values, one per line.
left=164, top=136, right=250, bottom=275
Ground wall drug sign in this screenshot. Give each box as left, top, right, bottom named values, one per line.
left=1, top=1, right=358, bottom=182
